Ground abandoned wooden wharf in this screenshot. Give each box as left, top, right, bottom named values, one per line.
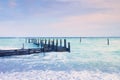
left=0, top=38, right=70, bottom=57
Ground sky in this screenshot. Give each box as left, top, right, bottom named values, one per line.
left=0, top=0, right=120, bottom=37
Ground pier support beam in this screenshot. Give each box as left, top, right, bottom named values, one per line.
left=56, top=39, right=58, bottom=51
left=52, top=39, right=55, bottom=50
left=64, top=39, right=66, bottom=48
left=68, top=42, right=70, bottom=52
left=60, top=39, right=62, bottom=47
left=107, top=38, right=110, bottom=45
left=80, top=37, right=82, bottom=43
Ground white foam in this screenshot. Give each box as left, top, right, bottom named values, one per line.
left=0, top=70, right=120, bottom=80
left=0, top=47, right=19, bottom=50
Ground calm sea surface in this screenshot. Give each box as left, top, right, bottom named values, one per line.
left=0, top=37, right=120, bottom=80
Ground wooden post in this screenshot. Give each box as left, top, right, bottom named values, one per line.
left=44, top=39, right=47, bottom=52
left=22, top=43, right=24, bottom=49
left=80, top=37, right=82, bottom=43
left=34, top=39, right=36, bottom=43
left=28, top=38, right=30, bottom=43
left=40, top=39, right=44, bottom=52
left=35, top=39, right=37, bottom=44
left=32, top=39, right=34, bottom=43
left=56, top=39, right=58, bottom=51
left=37, top=38, right=40, bottom=47
left=48, top=39, right=50, bottom=48
left=64, top=39, right=66, bottom=48
left=60, top=39, right=62, bottom=47
left=52, top=39, right=55, bottom=50
left=107, top=38, right=109, bottom=45
left=45, top=39, right=47, bottom=45
left=37, top=38, right=39, bottom=44
left=25, top=38, right=27, bottom=43
left=68, top=42, right=70, bottom=52
left=40, top=40, right=43, bottom=48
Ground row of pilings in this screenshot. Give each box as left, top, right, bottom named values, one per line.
left=0, top=38, right=70, bottom=57
left=26, top=38, right=70, bottom=52
left=79, top=37, right=110, bottom=45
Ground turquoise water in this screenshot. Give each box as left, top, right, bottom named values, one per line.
left=0, top=37, right=120, bottom=80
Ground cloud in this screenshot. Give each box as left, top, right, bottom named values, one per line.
left=9, top=0, right=17, bottom=8
left=0, top=0, right=120, bottom=37
left=47, top=12, right=120, bottom=36
left=85, top=0, right=120, bottom=9
left=50, top=12, right=120, bottom=27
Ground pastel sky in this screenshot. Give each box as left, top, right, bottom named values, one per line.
left=0, top=0, right=120, bottom=37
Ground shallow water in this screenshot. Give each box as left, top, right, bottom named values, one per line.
left=0, top=37, right=120, bottom=80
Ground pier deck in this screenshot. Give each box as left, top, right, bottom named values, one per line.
left=0, top=38, right=70, bottom=57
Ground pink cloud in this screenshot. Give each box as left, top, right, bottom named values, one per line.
left=81, top=0, right=120, bottom=10
left=50, top=12, right=120, bottom=27
left=46, top=12, right=120, bottom=36
left=9, top=0, right=17, bottom=8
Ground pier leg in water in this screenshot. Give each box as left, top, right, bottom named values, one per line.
left=60, top=39, right=62, bottom=47
left=80, top=37, right=82, bottom=43
left=64, top=39, right=66, bottom=48
left=68, top=42, right=70, bottom=52
left=56, top=39, right=58, bottom=51
left=28, top=38, right=30, bottom=43
left=52, top=39, right=55, bottom=50
left=25, top=38, right=27, bottom=43
left=43, top=47, right=46, bottom=56
left=22, top=43, right=24, bottom=49
left=48, top=39, right=50, bottom=48
left=107, top=38, right=110, bottom=45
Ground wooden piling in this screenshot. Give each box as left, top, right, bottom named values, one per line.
left=40, top=40, right=43, bottom=48
left=64, top=39, right=66, bottom=48
left=28, top=38, right=30, bottom=43
left=22, top=43, right=24, bottom=49
left=25, top=38, right=27, bottom=43
left=31, top=39, right=34, bottom=43
left=56, top=39, right=58, bottom=51
left=48, top=39, right=50, bottom=48
left=60, top=39, right=62, bottom=47
left=68, top=42, right=70, bottom=52
left=52, top=39, right=55, bottom=50
left=80, top=37, right=82, bottom=43
left=37, top=38, right=40, bottom=47
left=107, top=38, right=110, bottom=45
left=45, top=39, right=47, bottom=45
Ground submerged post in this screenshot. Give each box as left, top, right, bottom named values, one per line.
left=45, top=39, right=47, bottom=45
left=60, top=39, right=62, bottom=47
left=80, top=37, right=82, bottom=43
left=48, top=39, right=50, bottom=48
left=25, top=38, right=27, bottom=43
left=107, top=38, right=110, bottom=45
left=22, top=43, right=24, bottom=49
left=52, top=39, right=55, bottom=50
left=68, top=42, right=70, bottom=52
left=28, top=38, right=30, bottom=43
left=40, top=40, right=43, bottom=48
left=64, top=39, right=66, bottom=48
left=38, top=38, right=40, bottom=47
left=56, top=39, right=58, bottom=51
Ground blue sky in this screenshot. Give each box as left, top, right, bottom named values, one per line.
left=0, top=0, right=120, bottom=37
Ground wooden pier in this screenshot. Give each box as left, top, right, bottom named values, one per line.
left=0, top=38, right=70, bottom=57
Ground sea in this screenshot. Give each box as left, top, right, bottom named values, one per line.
left=0, top=37, right=120, bottom=80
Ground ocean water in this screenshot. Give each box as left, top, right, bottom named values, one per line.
left=0, top=37, right=120, bottom=80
